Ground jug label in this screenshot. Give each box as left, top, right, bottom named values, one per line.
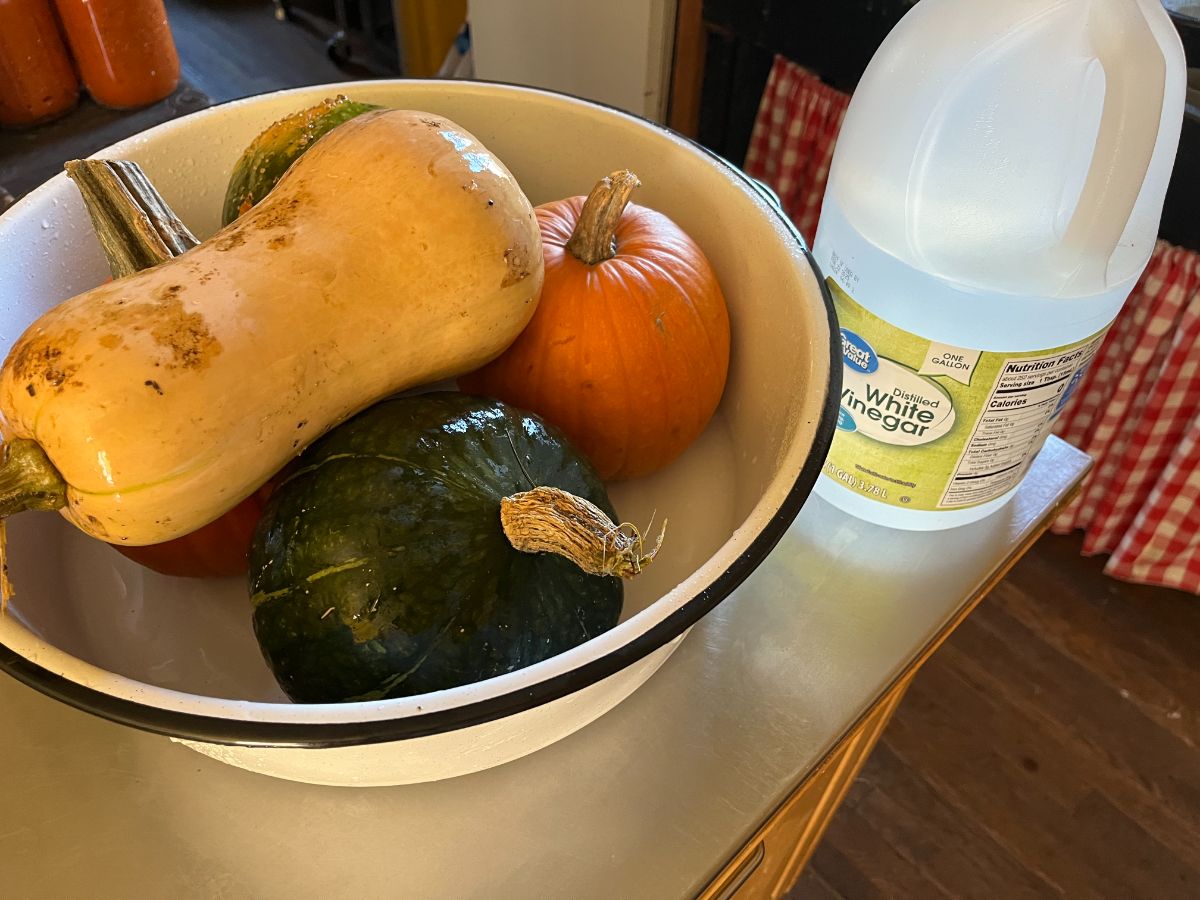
left=824, top=279, right=1103, bottom=510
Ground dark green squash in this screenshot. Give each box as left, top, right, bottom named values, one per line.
left=249, top=392, right=628, bottom=703
left=222, top=95, right=380, bottom=225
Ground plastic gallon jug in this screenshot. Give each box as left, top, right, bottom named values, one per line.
left=811, top=0, right=1187, bottom=530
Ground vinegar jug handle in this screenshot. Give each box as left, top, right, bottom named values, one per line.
left=1059, top=0, right=1164, bottom=291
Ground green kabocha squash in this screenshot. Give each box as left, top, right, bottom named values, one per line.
left=249, top=393, right=663, bottom=703
left=222, top=95, right=380, bottom=225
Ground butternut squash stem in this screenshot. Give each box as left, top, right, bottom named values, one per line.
left=65, top=158, right=199, bottom=279
left=0, top=440, right=67, bottom=517
left=564, top=169, right=641, bottom=266
left=500, top=486, right=665, bottom=579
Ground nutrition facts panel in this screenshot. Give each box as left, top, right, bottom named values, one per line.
left=940, top=336, right=1103, bottom=508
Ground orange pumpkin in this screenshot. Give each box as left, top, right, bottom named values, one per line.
left=460, top=170, right=730, bottom=480
left=113, top=481, right=275, bottom=578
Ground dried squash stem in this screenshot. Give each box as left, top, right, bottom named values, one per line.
left=564, top=169, right=641, bottom=265
left=0, top=440, right=67, bottom=609
left=501, top=486, right=665, bottom=579
left=0, top=440, right=67, bottom=517
left=65, top=158, right=199, bottom=278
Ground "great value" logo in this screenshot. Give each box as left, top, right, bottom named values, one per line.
left=838, top=329, right=956, bottom=446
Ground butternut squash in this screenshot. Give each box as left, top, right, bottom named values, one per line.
left=0, top=109, right=544, bottom=545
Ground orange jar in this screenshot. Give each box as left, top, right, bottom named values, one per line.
left=0, top=0, right=80, bottom=128
left=54, top=0, right=180, bottom=109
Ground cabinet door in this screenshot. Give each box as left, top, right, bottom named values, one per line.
left=699, top=678, right=910, bottom=899
left=395, top=0, right=466, bottom=76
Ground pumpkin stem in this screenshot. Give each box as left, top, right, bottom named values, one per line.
left=565, top=169, right=642, bottom=265
left=66, top=159, right=199, bottom=280
left=501, top=486, right=665, bottom=579
left=0, top=440, right=67, bottom=518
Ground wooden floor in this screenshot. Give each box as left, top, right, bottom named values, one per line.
left=54, top=4, right=1200, bottom=895
left=790, top=531, right=1200, bottom=899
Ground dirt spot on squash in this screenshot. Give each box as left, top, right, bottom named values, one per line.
left=92, top=284, right=219, bottom=370
left=502, top=245, right=533, bottom=288
left=268, top=233, right=294, bottom=250
left=7, top=328, right=80, bottom=393
left=254, top=190, right=308, bottom=231
left=148, top=296, right=222, bottom=370
left=212, top=229, right=246, bottom=252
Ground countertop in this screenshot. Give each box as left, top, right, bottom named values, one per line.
left=0, top=436, right=1090, bottom=899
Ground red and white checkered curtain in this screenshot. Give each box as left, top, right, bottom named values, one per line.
left=743, top=59, right=847, bottom=246
left=745, top=55, right=1200, bottom=594
left=1050, top=244, right=1200, bottom=592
